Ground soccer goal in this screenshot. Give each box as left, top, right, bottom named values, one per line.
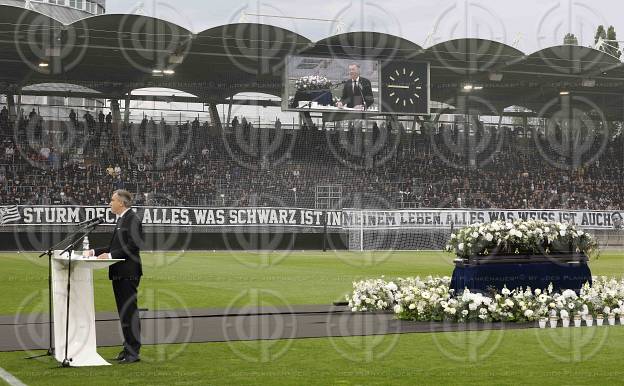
left=343, top=209, right=455, bottom=251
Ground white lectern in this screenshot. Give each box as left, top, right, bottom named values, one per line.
left=52, top=250, right=124, bottom=367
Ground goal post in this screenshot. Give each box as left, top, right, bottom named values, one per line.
left=344, top=209, right=456, bottom=251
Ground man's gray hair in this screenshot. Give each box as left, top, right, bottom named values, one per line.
left=113, top=189, right=133, bottom=208
left=349, top=63, right=361, bottom=69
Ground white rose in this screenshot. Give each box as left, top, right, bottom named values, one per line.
left=524, top=309, right=534, bottom=318
left=409, top=303, right=416, bottom=310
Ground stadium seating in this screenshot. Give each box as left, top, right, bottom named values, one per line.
left=1, top=113, right=622, bottom=210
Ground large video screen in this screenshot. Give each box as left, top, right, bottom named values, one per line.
left=283, top=56, right=381, bottom=114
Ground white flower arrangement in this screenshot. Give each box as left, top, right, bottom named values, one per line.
left=347, top=276, right=624, bottom=324
left=295, top=75, right=332, bottom=91
left=445, top=219, right=598, bottom=258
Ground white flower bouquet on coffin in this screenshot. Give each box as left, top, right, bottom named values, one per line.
left=347, top=276, right=624, bottom=324
left=295, top=75, right=332, bottom=91
left=445, top=219, right=598, bottom=260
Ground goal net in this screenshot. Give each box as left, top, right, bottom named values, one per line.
left=343, top=209, right=456, bottom=251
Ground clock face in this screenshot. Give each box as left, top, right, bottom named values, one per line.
left=381, top=62, right=429, bottom=114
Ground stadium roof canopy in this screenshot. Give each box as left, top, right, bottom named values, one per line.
left=1, top=5, right=624, bottom=119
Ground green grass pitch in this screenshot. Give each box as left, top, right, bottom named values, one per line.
left=1, top=250, right=623, bottom=385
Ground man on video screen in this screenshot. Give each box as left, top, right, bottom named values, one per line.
left=336, top=63, right=374, bottom=110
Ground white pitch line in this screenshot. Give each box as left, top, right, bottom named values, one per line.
left=0, top=367, right=26, bottom=386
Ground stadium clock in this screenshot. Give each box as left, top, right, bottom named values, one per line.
left=381, top=62, right=429, bottom=115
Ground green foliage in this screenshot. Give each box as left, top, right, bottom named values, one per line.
left=564, top=33, right=578, bottom=45
left=595, top=25, right=606, bottom=44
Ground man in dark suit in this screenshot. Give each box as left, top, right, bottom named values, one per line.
left=336, top=63, right=374, bottom=110
left=84, top=189, right=143, bottom=364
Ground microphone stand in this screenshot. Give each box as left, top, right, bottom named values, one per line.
left=58, top=220, right=103, bottom=368
left=26, top=218, right=104, bottom=360
left=357, top=82, right=368, bottom=111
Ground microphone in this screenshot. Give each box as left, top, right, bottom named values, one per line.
left=77, top=217, right=104, bottom=227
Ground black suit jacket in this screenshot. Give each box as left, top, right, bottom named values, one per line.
left=340, top=77, right=374, bottom=109
left=95, top=210, right=143, bottom=280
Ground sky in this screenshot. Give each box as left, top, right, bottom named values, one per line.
left=104, top=0, right=624, bottom=55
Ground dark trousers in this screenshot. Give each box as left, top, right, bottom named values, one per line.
left=112, top=278, right=141, bottom=358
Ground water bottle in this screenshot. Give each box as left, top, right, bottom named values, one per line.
left=83, top=235, right=90, bottom=252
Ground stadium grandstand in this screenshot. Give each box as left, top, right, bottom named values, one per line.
left=2, top=113, right=623, bottom=210
left=0, top=4, right=622, bottom=251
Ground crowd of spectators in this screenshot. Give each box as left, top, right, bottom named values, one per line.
left=0, top=109, right=622, bottom=211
